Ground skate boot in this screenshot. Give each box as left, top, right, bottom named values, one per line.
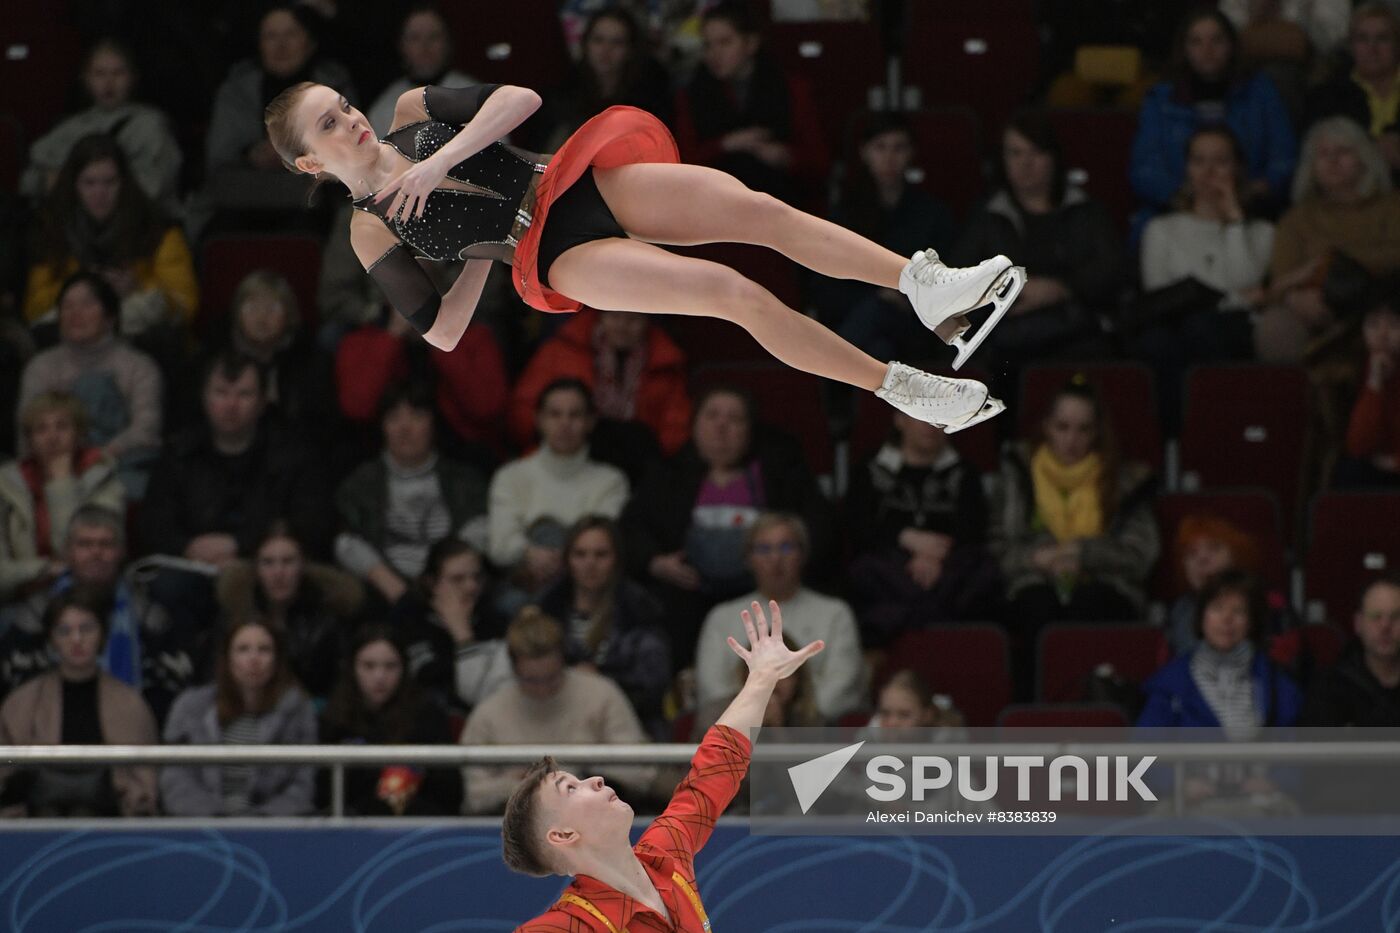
left=874, top=361, right=1005, bottom=434
left=899, top=248, right=1026, bottom=369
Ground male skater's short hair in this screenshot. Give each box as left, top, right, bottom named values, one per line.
left=502, top=755, right=561, bottom=876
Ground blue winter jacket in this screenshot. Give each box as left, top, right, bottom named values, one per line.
left=1136, top=647, right=1303, bottom=728
left=1130, top=73, right=1298, bottom=210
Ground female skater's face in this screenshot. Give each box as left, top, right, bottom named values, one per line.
left=568, top=528, right=616, bottom=595
left=84, top=48, right=134, bottom=109
left=261, top=9, right=316, bottom=79
left=76, top=158, right=121, bottom=223
left=1043, top=396, right=1098, bottom=466
left=293, top=85, right=376, bottom=179
left=701, top=19, right=759, bottom=81
left=255, top=535, right=304, bottom=607
left=693, top=393, right=750, bottom=469
left=1311, top=135, right=1364, bottom=199
left=1002, top=129, right=1053, bottom=202
left=585, top=16, right=632, bottom=79
left=1184, top=17, right=1232, bottom=81
left=860, top=129, right=914, bottom=187
left=1201, top=590, right=1251, bottom=652
left=355, top=639, right=403, bottom=709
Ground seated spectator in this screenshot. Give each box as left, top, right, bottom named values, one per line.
left=1133, top=125, right=1274, bottom=428
left=509, top=310, right=690, bottom=457
left=1337, top=294, right=1400, bottom=487
left=819, top=113, right=957, bottom=363
left=213, top=269, right=337, bottom=443
left=990, top=380, right=1160, bottom=695
left=1164, top=513, right=1278, bottom=656
left=390, top=538, right=498, bottom=714
left=1130, top=7, right=1297, bottom=227
left=0, top=505, right=198, bottom=723
left=334, top=311, right=510, bottom=461
left=1304, top=3, right=1400, bottom=177
left=366, top=5, right=478, bottom=137
left=1300, top=572, right=1400, bottom=725
left=141, top=351, right=332, bottom=566
left=1139, top=569, right=1303, bottom=729
left=1, top=393, right=123, bottom=601
left=25, top=134, right=197, bottom=336
left=1260, top=116, right=1400, bottom=365
left=21, top=38, right=182, bottom=213
left=200, top=3, right=357, bottom=224
left=695, top=513, right=864, bottom=722
left=216, top=522, right=362, bottom=701
left=459, top=607, right=655, bottom=814
left=844, top=412, right=1002, bottom=648
left=161, top=618, right=317, bottom=816
left=0, top=587, right=158, bottom=817
left=318, top=624, right=462, bottom=815
left=538, top=516, right=671, bottom=739
left=17, top=272, right=162, bottom=498
left=864, top=669, right=966, bottom=731
left=529, top=7, right=674, bottom=153
left=621, top=386, right=836, bottom=667
left=337, top=381, right=488, bottom=605
left=948, top=111, right=1121, bottom=398
left=488, top=379, right=628, bottom=588
left=673, top=1, right=828, bottom=204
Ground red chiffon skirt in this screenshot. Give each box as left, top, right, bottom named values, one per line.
left=511, top=105, right=680, bottom=313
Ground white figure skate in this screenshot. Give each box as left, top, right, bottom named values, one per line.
left=874, top=362, right=1005, bottom=434
left=899, top=248, right=1026, bottom=369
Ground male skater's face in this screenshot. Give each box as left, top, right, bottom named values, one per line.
left=541, top=771, right=633, bottom=846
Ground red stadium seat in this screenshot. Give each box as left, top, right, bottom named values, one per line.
left=199, top=234, right=323, bottom=334
left=690, top=362, right=834, bottom=474
left=1047, top=109, right=1139, bottom=234
left=1016, top=362, right=1162, bottom=470
left=1037, top=623, right=1168, bottom=703
left=1303, top=492, right=1400, bottom=626
left=1180, top=364, right=1310, bottom=528
left=875, top=625, right=1012, bottom=727
left=439, top=0, right=571, bottom=90
left=903, top=8, right=1039, bottom=140
left=1151, top=489, right=1288, bottom=599
left=768, top=20, right=886, bottom=149
left=1269, top=624, right=1349, bottom=673
left=849, top=364, right=1000, bottom=474
left=997, top=703, right=1131, bottom=728
left=898, top=108, right=986, bottom=222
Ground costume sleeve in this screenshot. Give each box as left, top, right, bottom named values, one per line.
left=365, top=245, right=443, bottom=335
left=638, top=724, right=751, bottom=862
left=423, top=84, right=504, bottom=126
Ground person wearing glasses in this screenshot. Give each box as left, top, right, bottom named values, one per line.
left=693, top=512, right=863, bottom=723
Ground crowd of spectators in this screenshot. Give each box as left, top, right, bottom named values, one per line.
left=0, top=0, right=1398, bottom=818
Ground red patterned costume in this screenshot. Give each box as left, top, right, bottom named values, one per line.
left=515, top=724, right=751, bottom=932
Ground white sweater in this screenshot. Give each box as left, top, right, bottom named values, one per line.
left=486, top=446, right=628, bottom=566
left=1140, top=212, right=1275, bottom=308
left=695, top=588, right=866, bottom=720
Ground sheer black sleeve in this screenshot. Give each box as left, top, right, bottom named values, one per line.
left=422, top=84, right=503, bottom=126
left=366, top=245, right=441, bottom=335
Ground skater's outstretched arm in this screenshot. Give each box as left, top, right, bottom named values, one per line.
left=716, top=599, right=824, bottom=737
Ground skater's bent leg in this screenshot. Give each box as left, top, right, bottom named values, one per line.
left=546, top=237, right=888, bottom=391
left=593, top=162, right=906, bottom=288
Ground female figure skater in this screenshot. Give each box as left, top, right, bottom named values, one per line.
left=500, top=599, right=818, bottom=931
left=264, top=83, right=1024, bottom=432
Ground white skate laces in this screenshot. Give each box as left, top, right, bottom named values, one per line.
left=875, top=362, right=1005, bottom=434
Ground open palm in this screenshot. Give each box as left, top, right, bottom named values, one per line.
left=727, top=600, right=824, bottom=682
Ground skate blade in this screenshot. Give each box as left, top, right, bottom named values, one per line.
left=943, top=396, right=1005, bottom=434
left=949, top=266, right=1026, bottom=370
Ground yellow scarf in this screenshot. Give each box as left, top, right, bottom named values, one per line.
left=1030, top=446, right=1104, bottom=542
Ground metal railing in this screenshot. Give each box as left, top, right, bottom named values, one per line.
left=3, top=741, right=1399, bottom=818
